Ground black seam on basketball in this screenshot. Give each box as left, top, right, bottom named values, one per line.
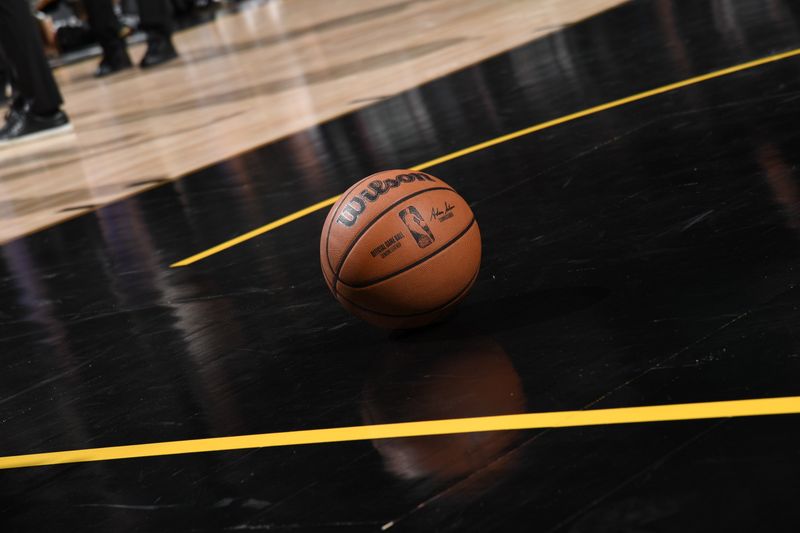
left=324, top=173, right=385, bottom=276
left=322, top=265, right=336, bottom=293
left=339, top=217, right=476, bottom=289
left=336, top=268, right=479, bottom=318
left=331, top=186, right=456, bottom=283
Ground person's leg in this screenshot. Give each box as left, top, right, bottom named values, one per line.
left=137, top=0, right=179, bottom=68
left=0, top=46, right=11, bottom=105
left=0, top=0, right=70, bottom=144
left=0, top=0, right=63, bottom=115
left=82, top=0, right=133, bottom=77
left=138, top=0, right=173, bottom=37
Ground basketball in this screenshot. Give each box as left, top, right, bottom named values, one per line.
left=320, top=170, right=481, bottom=329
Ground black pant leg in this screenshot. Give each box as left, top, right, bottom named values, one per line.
left=0, top=45, right=10, bottom=94
left=82, top=0, right=126, bottom=52
left=0, top=0, right=62, bottom=115
left=138, top=0, right=174, bottom=37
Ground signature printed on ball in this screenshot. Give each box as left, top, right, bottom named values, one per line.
left=431, top=201, right=455, bottom=223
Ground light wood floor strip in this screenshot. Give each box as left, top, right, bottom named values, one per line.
left=0, top=0, right=626, bottom=244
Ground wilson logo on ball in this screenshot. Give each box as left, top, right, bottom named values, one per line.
left=399, top=206, right=435, bottom=248
left=336, top=173, right=435, bottom=227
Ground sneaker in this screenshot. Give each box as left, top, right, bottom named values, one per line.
left=95, top=45, right=134, bottom=78
left=140, top=34, right=179, bottom=69
left=0, top=103, right=72, bottom=147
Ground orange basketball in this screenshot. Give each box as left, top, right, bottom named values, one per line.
left=320, top=170, right=481, bottom=329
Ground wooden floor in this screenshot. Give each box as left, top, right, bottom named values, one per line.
left=0, top=0, right=625, bottom=244
left=4, top=0, right=800, bottom=530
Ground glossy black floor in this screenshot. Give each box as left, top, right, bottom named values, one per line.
left=3, top=0, right=800, bottom=531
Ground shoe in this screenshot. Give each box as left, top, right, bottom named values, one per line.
left=140, top=35, right=178, bottom=69
left=0, top=103, right=72, bottom=147
left=2, top=98, right=28, bottom=130
left=95, top=46, right=133, bottom=78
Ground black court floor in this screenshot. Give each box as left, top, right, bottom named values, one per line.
left=3, top=0, right=800, bottom=531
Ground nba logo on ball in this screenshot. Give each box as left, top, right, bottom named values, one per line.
left=399, top=206, right=434, bottom=248
left=321, top=170, right=482, bottom=329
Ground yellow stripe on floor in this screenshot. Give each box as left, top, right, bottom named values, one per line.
left=2, top=396, right=799, bottom=470
left=170, top=47, right=800, bottom=268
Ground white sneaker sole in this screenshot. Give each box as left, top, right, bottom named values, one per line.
left=0, top=123, right=74, bottom=149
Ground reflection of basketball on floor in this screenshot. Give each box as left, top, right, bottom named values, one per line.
left=321, top=170, right=481, bottom=329
left=361, top=332, right=525, bottom=483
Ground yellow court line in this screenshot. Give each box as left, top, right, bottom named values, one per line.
left=1, top=396, right=799, bottom=470
left=171, top=195, right=341, bottom=267
left=170, top=47, right=800, bottom=267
